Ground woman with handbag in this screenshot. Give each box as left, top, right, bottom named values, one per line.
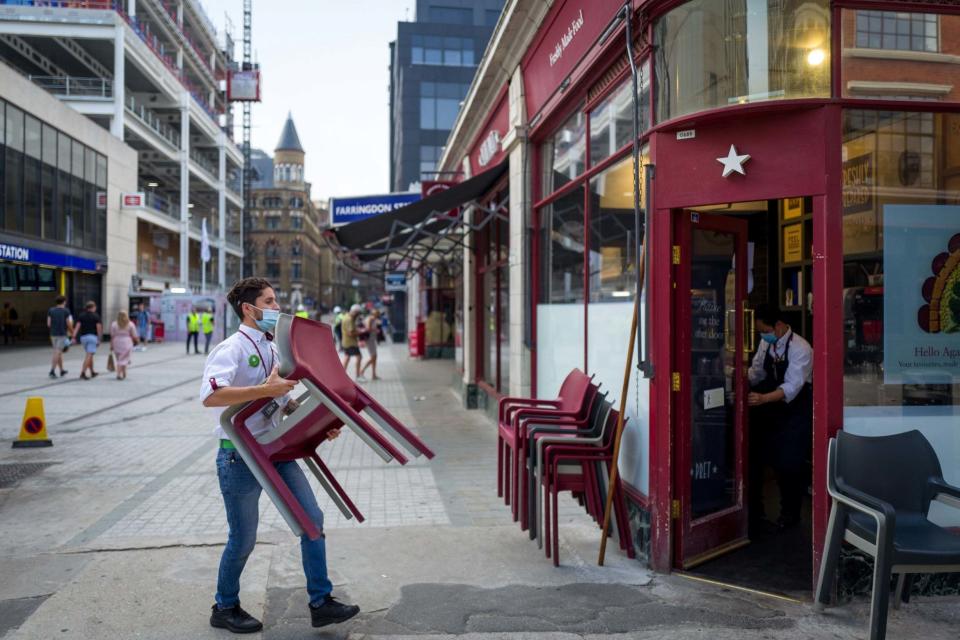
left=110, top=311, right=140, bottom=380
left=359, top=309, right=382, bottom=381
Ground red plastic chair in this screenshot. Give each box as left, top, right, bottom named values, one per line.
left=220, top=314, right=434, bottom=540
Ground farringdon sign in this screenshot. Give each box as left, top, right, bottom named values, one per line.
left=330, top=192, right=422, bottom=226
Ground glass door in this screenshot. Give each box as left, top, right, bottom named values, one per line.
left=673, top=210, right=750, bottom=568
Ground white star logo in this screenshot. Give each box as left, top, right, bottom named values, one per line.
left=716, top=144, right=751, bottom=178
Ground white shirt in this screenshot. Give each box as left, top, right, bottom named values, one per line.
left=200, top=325, right=291, bottom=439
left=747, top=328, right=812, bottom=404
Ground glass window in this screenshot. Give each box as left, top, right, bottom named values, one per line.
left=654, top=0, right=830, bottom=122
left=842, top=10, right=958, bottom=101
left=420, top=145, right=442, bottom=177
left=420, top=82, right=467, bottom=130
left=96, top=154, right=107, bottom=189
left=265, top=262, right=281, bottom=279
left=539, top=185, right=585, bottom=304
left=5, top=104, right=23, bottom=151
left=855, top=10, right=938, bottom=52
left=42, top=124, right=56, bottom=165
left=587, top=153, right=647, bottom=302
left=24, top=115, right=41, bottom=160
left=443, top=37, right=462, bottom=66
left=24, top=118, right=41, bottom=236
left=265, top=216, right=280, bottom=230
left=291, top=216, right=303, bottom=230
left=541, top=110, right=586, bottom=193
left=291, top=262, right=302, bottom=280
left=4, top=104, right=24, bottom=231
left=424, top=35, right=442, bottom=64
left=0, top=264, right=16, bottom=291
left=411, top=34, right=424, bottom=64
left=485, top=9, right=500, bottom=27
left=589, top=62, right=650, bottom=167
left=842, top=110, right=960, bottom=517
left=0, top=98, right=4, bottom=146
left=428, top=6, right=472, bottom=25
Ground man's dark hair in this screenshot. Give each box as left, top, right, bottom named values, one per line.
left=55, top=296, right=66, bottom=305
left=84, top=300, right=96, bottom=311
left=754, top=304, right=783, bottom=327
left=227, top=277, right=273, bottom=319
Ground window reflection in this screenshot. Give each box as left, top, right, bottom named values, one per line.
left=655, top=0, right=830, bottom=122
left=541, top=110, right=586, bottom=193
left=842, top=9, right=960, bottom=101
left=539, top=186, right=585, bottom=304
left=589, top=65, right=650, bottom=167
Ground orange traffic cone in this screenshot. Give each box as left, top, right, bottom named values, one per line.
left=12, top=397, right=52, bottom=448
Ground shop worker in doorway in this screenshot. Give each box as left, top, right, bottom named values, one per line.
left=200, top=278, right=360, bottom=633
left=747, top=304, right=813, bottom=532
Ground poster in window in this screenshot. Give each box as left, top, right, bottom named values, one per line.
left=783, top=223, right=803, bottom=263
left=783, top=197, right=803, bottom=220
left=883, top=204, right=960, bottom=384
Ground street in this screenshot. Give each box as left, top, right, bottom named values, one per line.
left=0, top=340, right=955, bottom=639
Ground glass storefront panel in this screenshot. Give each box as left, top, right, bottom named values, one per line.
left=841, top=9, right=960, bottom=102
left=541, top=110, right=586, bottom=192
left=588, top=62, right=650, bottom=167
left=655, top=0, right=830, bottom=122
left=842, top=109, right=960, bottom=524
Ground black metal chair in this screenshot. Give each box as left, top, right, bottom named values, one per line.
left=815, top=430, right=960, bottom=640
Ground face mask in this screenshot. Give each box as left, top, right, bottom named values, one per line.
left=760, top=332, right=777, bottom=345
left=247, top=304, right=279, bottom=333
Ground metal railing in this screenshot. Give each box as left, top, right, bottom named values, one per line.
left=189, top=148, right=217, bottom=177
left=28, top=75, right=113, bottom=98
left=142, top=190, right=180, bottom=220
left=126, top=95, right=181, bottom=149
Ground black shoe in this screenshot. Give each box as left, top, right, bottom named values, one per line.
left=776, top=514, right=802, bottom=530
left=210, top=604, right=262, bottom=634
left=49, top=370, right=57, bottom=379
left=60, top=369, right=67, bottom=377
left=309, top=596, right=360, bottom=628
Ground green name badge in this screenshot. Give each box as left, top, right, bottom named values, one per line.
left=248, top=354, right=261, bottom=368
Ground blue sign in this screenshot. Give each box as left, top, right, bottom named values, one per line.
left=0, top=242, right=99, bottom=272
left=330, top=192, right=421, bottom=226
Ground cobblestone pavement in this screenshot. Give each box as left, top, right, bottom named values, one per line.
left=0, top=338, right=957, bottom=639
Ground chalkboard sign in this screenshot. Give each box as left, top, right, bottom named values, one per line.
left=691, top=289, right=724, bottom=351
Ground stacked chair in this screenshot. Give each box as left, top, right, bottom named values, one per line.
left=498, top=369, right=634, bottom=565
left=220, top=314, right=434, bottom=540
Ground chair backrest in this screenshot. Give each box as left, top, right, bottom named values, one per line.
left=556, top=369, right=593, bottom=412
left=287, top=316, right=357, bottom=401
left=835, top=429, right=944, bottom=516
left=274, top=313, right=296, bottom=378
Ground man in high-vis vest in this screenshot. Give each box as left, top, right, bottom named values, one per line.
left=201, top=307, right=215, bottom=354
left=295, top=304, right=309, bottom=319
left=187, top=307, right=201, bottom=355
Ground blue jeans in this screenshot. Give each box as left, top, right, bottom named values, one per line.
left=215, top=448, right=332, bottom=608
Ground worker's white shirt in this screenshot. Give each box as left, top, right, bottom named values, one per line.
left=747, top=328, right=813, bottom=404
left=200, top=325, right=291, bottom=439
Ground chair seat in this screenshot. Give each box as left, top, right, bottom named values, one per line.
left=848, top=512, right=960, bottom=565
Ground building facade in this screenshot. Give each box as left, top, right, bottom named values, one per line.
left=0, top=60, right=136, bottom=337
left=388, top=0, right=505, bottom=192
left=0, top=0, right=244, bottom=306
left=245, top=115, right=324, bottom=314
left=428, top=0, right=960, bottom=591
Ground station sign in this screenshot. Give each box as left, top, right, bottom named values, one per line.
left=0, top=241, right=99, bottom=271
left=330, top=192, right=421, bottom=226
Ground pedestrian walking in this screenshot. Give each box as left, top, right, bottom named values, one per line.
left=186, top=307, right=201, bottom=354
left=72, top=301, right=102, bottom=379
left=109, top=311, right=140, bottom=380
left=47, top=296, right=72, bottom=379
left=359, top=309, right=382, bottom=381
left=295, top=304, right=310, bottom=319
left=201, top=307, right=215, bottom=354
left=135, top=301, right=151, bottom=348
left=331, top=305, right=343, bottom=347
left=340, top=304, right=364, bottom=381
left=200, top=277, right=359, bottom=634
left=3, top=302, right=18, bottom=344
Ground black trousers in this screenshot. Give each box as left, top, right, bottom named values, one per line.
left=204, top=332, right=213, bottom=353
left=749, top=389, right=812, bottom=523
left=187, top=331, right=199, bottom=353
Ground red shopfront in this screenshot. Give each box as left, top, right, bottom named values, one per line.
left=511, top=0, right=960, bottom=594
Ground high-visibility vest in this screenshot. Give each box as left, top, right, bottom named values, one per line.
left=295, top=310, right=309, bottom=319
left=201, top=312, right=214, bottom=333
left=187, top=313, right=200, bottom=332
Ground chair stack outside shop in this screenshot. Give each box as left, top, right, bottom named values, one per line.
left=497, top=369, right=634, bottom=565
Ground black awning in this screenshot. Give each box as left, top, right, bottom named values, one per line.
left=332, top=160, right=507, bottom=251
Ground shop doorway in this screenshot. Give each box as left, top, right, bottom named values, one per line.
left=672, top=199, right=815, bottom=598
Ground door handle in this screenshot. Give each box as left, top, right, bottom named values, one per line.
left=744, top=306, right=755, bottom=358
left=724, top=308, right=736, bottom=353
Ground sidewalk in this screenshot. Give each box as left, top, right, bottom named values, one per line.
left=0, top=340, right=957, bottom=639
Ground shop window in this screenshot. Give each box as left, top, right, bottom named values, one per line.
left=588, top=63, right=650, bottom=167
left=842, top=9, right=958, bottom=101
left=654, top=0, right=830, bottom=122
left=541, top=110, right=586, bottom=193
left=855, top=10, right=937, bottom=52
left=477, top=190, right=510, bottom=393
left=841, top=109, right=960, bottom=522
left=420, top=81, right=469, bottom=130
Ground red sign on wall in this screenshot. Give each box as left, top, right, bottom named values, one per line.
left=421, top=180, right=458, bottom=219
left=520, top=0, right=624, bottom=120
left=122, top=193, right=145, bottom=207
left=468, top=88, right=510, bottom=176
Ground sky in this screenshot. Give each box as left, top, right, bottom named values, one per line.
left=202, top=0, right=412, bottom=200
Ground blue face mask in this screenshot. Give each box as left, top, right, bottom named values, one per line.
left=760, top=332, right=777, bottom=345
left=248, top=305, right=279, bottom=333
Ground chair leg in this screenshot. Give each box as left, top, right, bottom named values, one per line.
left=552, top=477, right=560, bottom=567
left=497, top=434, right=504, bottom=498
left=504, top=443, right=512, bottom=507
left=892, top=574, right=906, bottom=611
left=543, top=475, right=551, bottom=559
left=869, top=545, right=893, bottom=640
left=814, top=502, right=845, bottom=610
left=900, top=575, right=913, bottom=605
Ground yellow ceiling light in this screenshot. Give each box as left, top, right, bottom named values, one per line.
left=807, top=48, right=826, bottom=67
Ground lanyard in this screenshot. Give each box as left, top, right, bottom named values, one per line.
left=237, top=328, right=274, bottom=379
